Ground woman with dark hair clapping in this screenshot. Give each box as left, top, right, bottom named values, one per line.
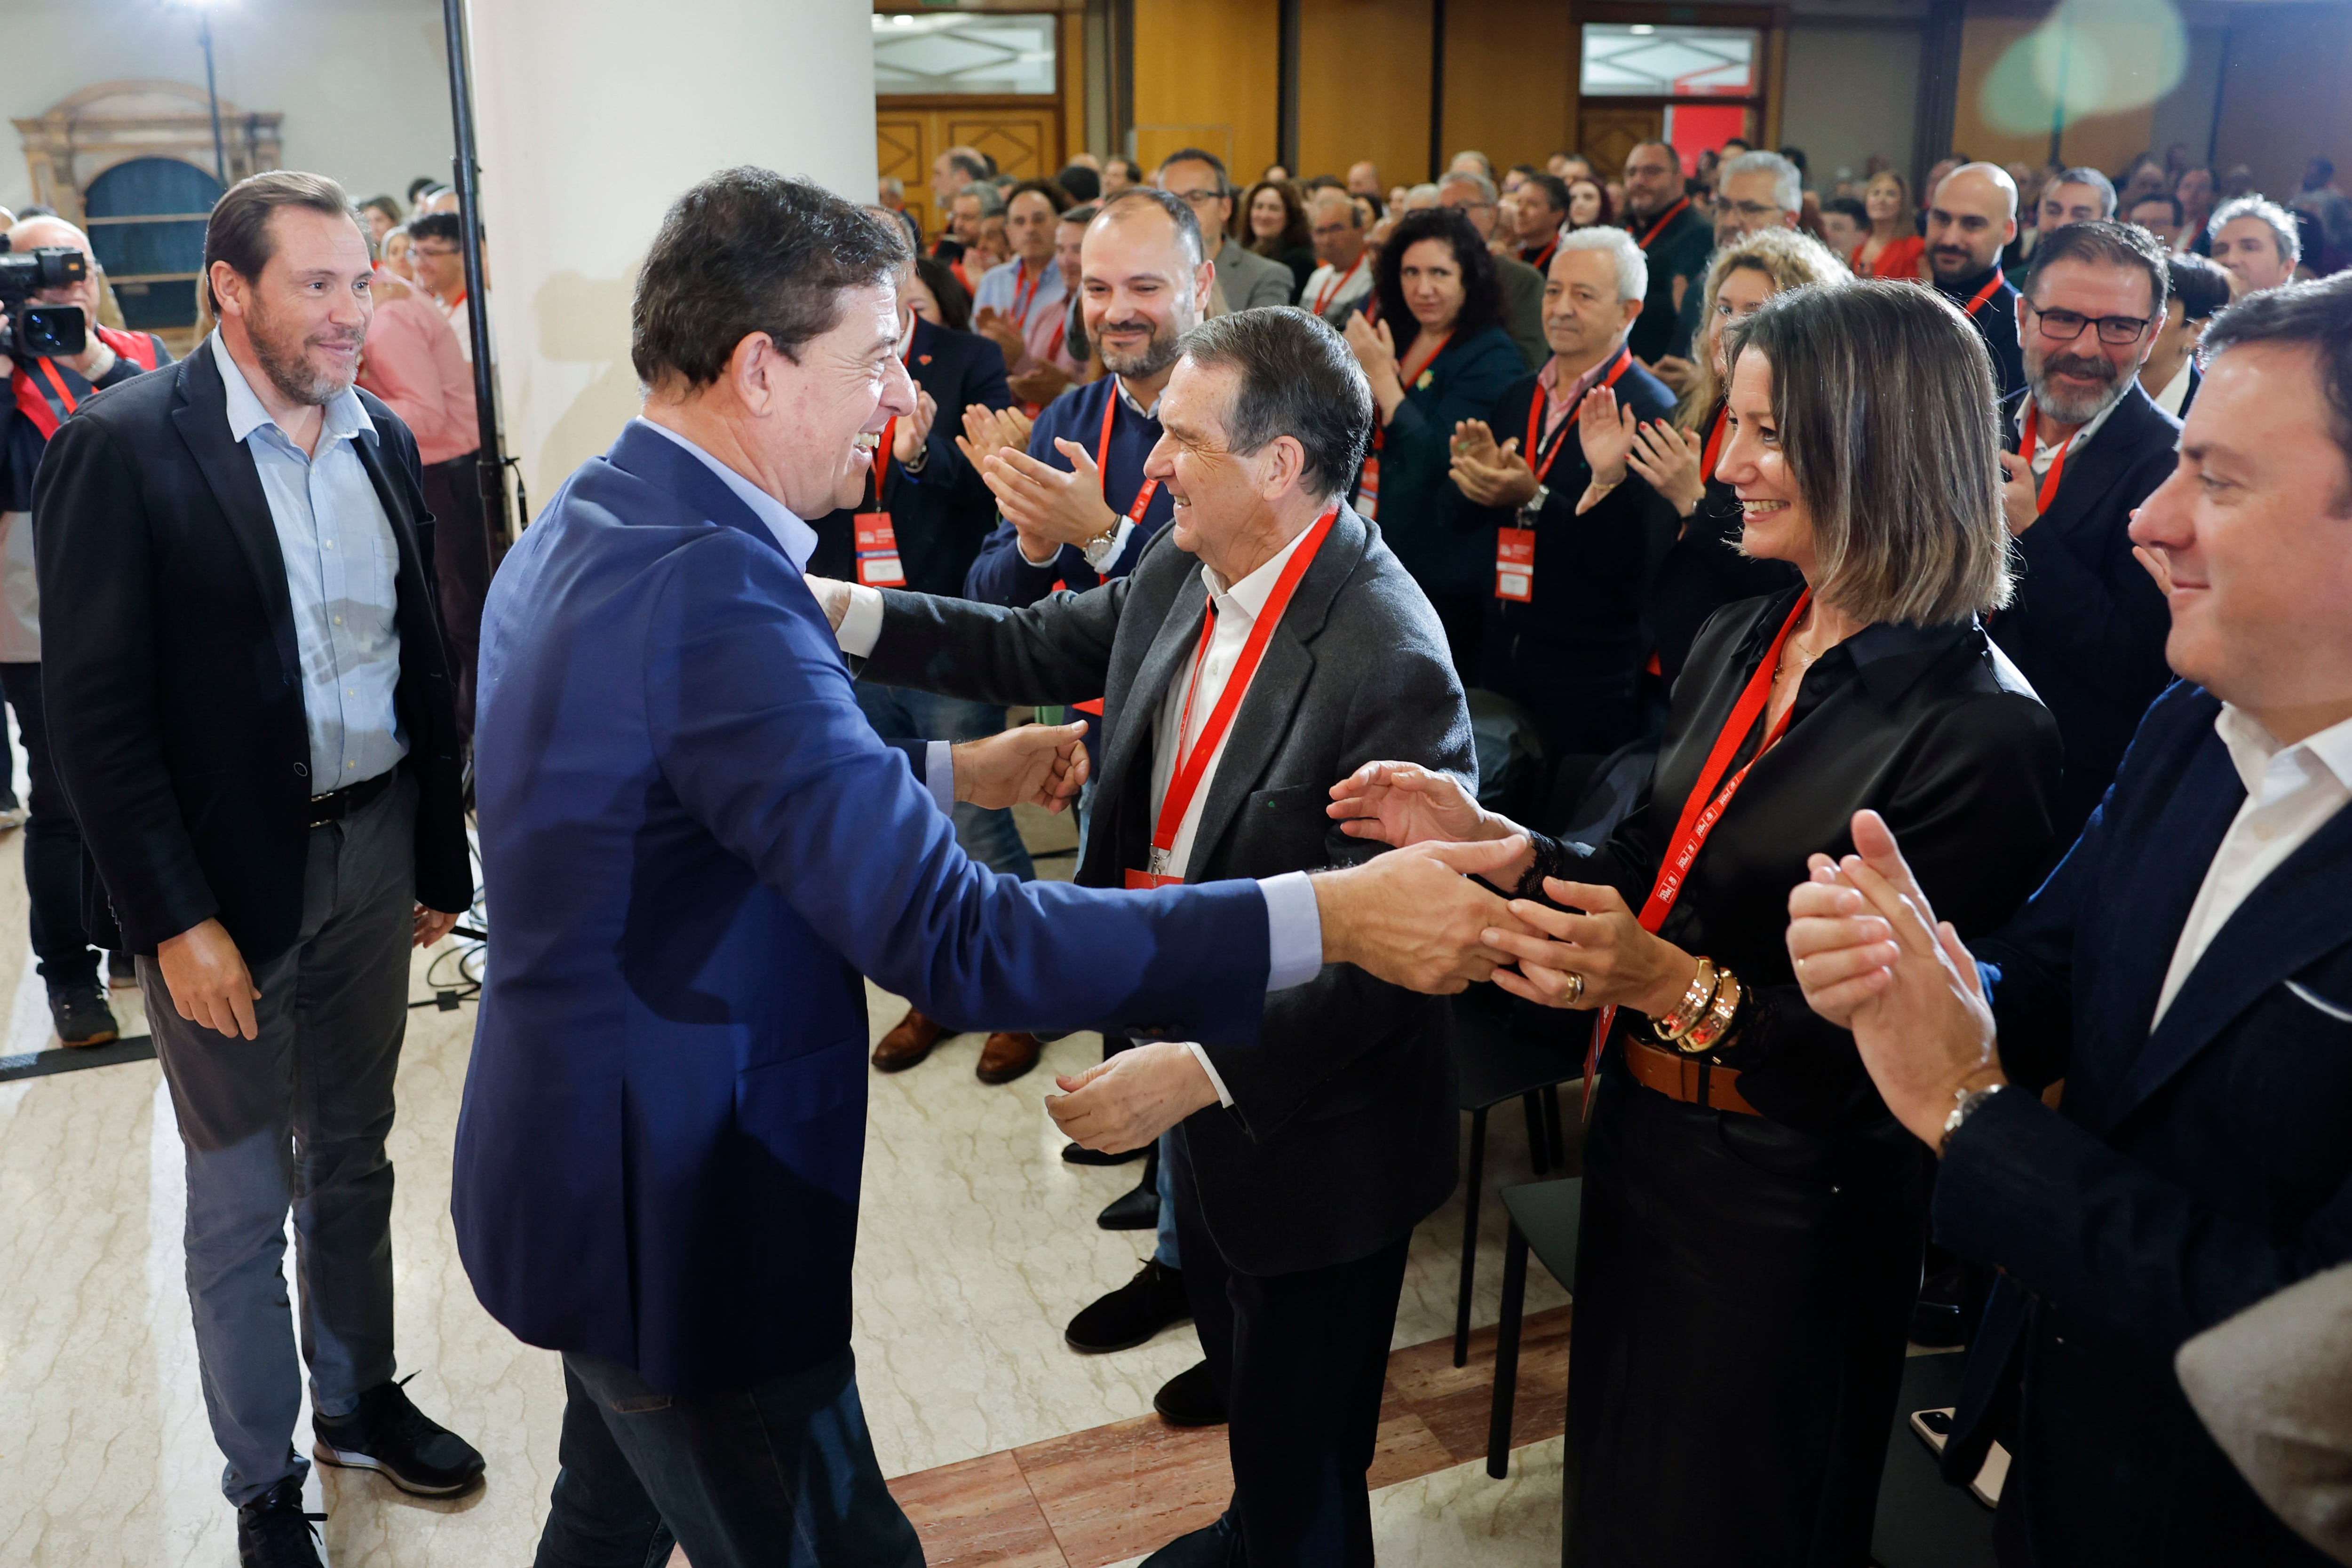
left=1340, top=206, right=1524, bottom=681
left=1331, top=280, right=2065, bottom=1567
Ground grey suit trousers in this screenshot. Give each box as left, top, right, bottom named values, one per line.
left=144, top=772, right=420, bottom=1505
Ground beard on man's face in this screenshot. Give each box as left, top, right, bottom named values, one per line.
left=247, top=293, right=363, bottom=407
left=1095, top=309, right=1187, bottom=380
left=2028, top=348, right=2122, bottom=425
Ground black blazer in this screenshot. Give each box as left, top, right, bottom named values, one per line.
left=1462, top=357, right=1678, bottom=663
left=31, top=338, right=471, bottom=962
left=809, top=316, right=1014, bottom=596
left=1993, top=380, right=2181, bottom=838
left=861, top=507, right=1477, bottom=1275
left=1939, top=682, right=2352, bottom=1566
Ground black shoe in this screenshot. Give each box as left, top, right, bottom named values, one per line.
left=1066, top=1259, right=1191, bottom=1354
left=50, top=985, right=119, bottom=1048
left=1140, top=1513, right=1238, bottom=1567
left=312, top=1375, right=485, bottom=1496
left=107, top=950, right=138, bottom=990
left=236, top=1474, right=325, bottom=1568
left=1062, top=1140, right=1149, bottom=1166
left=1097, top=1176, right=1160, bottom=1230
left=1152, top=1359, right=1227, bottom=1428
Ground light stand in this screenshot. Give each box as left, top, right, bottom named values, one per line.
left=440, top=0, right=516, bottom=552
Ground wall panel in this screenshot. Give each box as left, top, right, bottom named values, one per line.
left=1131, top=0, right=1279, bottom=181
left=1296, top=0, right=1436, bottom=185
left=1438, top=0, right=1576, bottom=176
left=2211, top=2, right=2352, bottom=199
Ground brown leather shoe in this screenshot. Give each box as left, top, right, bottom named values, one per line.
left=872, top=1006, right=948, bottom=1072
left=975, top=1031, right=1041, bottom=1085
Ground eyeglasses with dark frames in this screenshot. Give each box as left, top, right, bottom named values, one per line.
left=2027, top=305, right=2153, bottom=345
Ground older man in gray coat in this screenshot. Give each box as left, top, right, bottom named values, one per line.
left=816, top=306, right=1476, bottom=1568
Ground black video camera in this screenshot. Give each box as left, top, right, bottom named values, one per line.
left=0, top=235, right=90, bottom=362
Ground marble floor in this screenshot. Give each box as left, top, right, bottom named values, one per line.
left=0, top=800, right=1574, bottom=1566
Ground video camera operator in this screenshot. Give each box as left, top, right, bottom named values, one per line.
left=0, top=215, right=172, bottom=1045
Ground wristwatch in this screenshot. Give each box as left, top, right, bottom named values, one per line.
left=1519, top=482, right=1550, bottom=522
left=1939, top=1082, right=2004, bottom=1157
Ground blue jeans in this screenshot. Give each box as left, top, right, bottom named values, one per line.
left=853, top=683, right=1033, bottom=879
left=534, top=1348, right=921, bottom=1568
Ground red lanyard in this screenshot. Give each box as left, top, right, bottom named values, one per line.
left=1700, top=405, right=1728, bottom=484
left=1635, top=198, right=1690, bottom=251
left=1048, top=314, right=1067, bottom=362
left=1311, top=253, right=1366, bottom=315
left=1009, top=261, right=1045, bottom=329
left=1098, top=387, right=1160, bottom=526
left=1524, top=348, right=1632, bottom=486
left=1583, top=589, right=1813, bottom=1105
left=2018, top=399, right=2074, bottom=514
left=1959, top=269, right=2005, bottom=320
left=34, top=358, right=79, bottom=416
left=1524, top=235, right=1558, bottom=272
left=1142, top=508, right=1339, bottom=879
left=1373, top=332, right=1453, bottom=452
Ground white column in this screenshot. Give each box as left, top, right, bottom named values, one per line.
left=465, top=0, right=877, bottom=519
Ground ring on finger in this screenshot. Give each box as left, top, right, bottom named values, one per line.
left=1562, top=971, right=1584, bottom=1005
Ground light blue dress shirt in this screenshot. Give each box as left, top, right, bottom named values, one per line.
left=214, top=333, right=406, bottom=796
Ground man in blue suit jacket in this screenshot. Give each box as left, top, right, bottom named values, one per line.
left=452, top=169, right=1526, bottom=1568
left=1788, top=273, right=2352, bottom=1565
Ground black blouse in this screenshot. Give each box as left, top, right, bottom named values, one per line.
left=1524, top=587, right=2065, bottom=1134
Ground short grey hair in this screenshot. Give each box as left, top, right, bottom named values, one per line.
left=1404, top=183, right=1441, bottom=209
left=1177, top=306, right=1373, bottom=500
left=1721, top=151, right=1802, bottom=216
left=2050, top=166, right=2119, bottom=218
left=1437, top=170, right=1497, bottom=204
left=1555, top=225, right=1647, bottom=302
left=1727, top=280, right=2012, bottom=623
left=1307, top=187, right=1360, bottom=227
left=957, top=181, right=1006, bottom=217
left=2209, top=196, right=2301, bottom=267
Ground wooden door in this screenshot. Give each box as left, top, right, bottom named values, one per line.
left=879, top=103, right=1063, bottom=244
left=1578, top=106, right=1664, bottom=180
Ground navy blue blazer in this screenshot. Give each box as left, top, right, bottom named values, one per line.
left=453, top=422, right=1278, bottom=1396
left=963, top=375, right=1165, bottom=608
left=1936, top=681, right=2352, bottom=1565
left=807, top=315, right=1013, bottom=595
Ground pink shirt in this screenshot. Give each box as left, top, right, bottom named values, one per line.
left=359, top=294, right=478, bottom=466
left=1534, top=347, right=1621, bottom=450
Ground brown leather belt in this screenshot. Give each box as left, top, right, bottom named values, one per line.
left=307, top=767, right=397, bottom=830
left=1623, top=1036, right=1761, bottom=1116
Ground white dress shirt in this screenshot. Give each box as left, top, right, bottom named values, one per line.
left=2013, top=386, right=2126, bottom=481
left=2151, top=359, right=2196, bottom=418
left=2153, top=704, right=2352, bottom=1029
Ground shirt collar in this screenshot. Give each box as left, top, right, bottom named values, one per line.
left=630, top=417, right=818, bottom=571
left=212, top=330, right=371, bottom=451
left=2012, top=384, right=2127, bottom=454
left=1199, top=516, right=1319, bottom=618
left=1538, top=345, right=1627, bottom=405
left=2214, top=702, right=2352, bottom=802
left=1113, top=374, right=1160, bottom=421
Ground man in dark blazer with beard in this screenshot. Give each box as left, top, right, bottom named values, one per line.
left=1992, top=220, right=2184, bottom=839
left=817, top=306, right=1481, bottom=1568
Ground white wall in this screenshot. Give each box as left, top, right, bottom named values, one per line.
left=1780, top=22, right=1925, bottom=193
left=466, top=0, right=879, bottom=515
left=0, top=0, right=455, bottom=216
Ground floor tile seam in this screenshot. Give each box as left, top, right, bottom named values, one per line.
left=1006, top=1438, right=1081, bottom=1568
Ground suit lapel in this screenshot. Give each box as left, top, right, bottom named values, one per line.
left=168, top=341, right=299, bottom=687
left=1180, top=508, right=1367, bottom=879
left=1097, top=571, right=1207, bottom=832
left=2038, top=385, right=2166, bottom=542
left=2112, top=791, right=2352, bottom=1124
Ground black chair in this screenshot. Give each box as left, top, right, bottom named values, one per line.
left=1483, top=1176, right=1581, bottom=1478
left=1871, top=1350, right=1998, bottom=1568
left=1447, top=994, right=1576, bottom=1367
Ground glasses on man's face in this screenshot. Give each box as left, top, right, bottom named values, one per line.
left=1172, top=188, right=1225, bottom=208
left=2029, top=305, right=2152, bottom=346
left=412, top=244, right=461, bottom=259
left=1718, top=199, right=1785, bottom=222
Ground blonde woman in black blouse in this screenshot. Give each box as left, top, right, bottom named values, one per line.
left=1331, top=281, right=2065, bottom=1566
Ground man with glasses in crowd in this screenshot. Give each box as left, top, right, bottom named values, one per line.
left=1617, top=141, right=1713, bottom=364
left=1299, top=187, right=1374, bottom=324
left=1155, top=149, right=1294, bottom=311
left=402, top=211, right=478, bottom=363
left=1992, top=219, right=2184, bottom=838
left=1437, top=170, right=1547, bottom=369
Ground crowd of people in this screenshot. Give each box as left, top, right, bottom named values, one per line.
left=2, top=117, right=2350, bottom=1568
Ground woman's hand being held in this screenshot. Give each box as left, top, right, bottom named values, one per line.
left=1483, top=879, right=1701, bottom=1015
